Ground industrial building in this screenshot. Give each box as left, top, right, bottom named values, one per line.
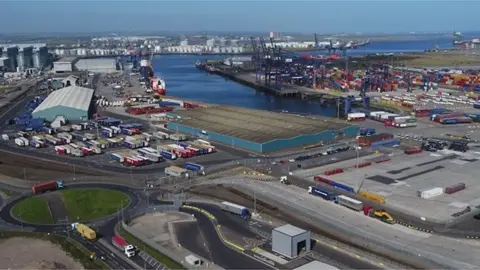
left=293, top=261, right=340, bottom=270
left=74, top=58, right=117, bottom=73
left=0, top=43, right=49, bottom=71
left=166, top=106, right=358, bottom=153
left=53, top=57, right=77, bottom=73
left=272, top=224, right=311, bottom=259
left=32, top=85, right=94, bottom=121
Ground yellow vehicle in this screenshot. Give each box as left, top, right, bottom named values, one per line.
left=359, top=191, right=386, bottom=204
left=363, top=207, right=394, bottom=224
left=72, top=223, right=96, bottom=240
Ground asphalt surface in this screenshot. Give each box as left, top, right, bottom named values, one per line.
left=187, top=202, right=381, bottom=270
left=180, top=207, right=273, bottom=269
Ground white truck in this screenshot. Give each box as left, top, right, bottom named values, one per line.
left=112, top=235, right=136, bottom=257
left=280, top=176, right=290, bottom=185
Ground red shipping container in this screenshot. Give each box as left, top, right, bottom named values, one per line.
left=32, top=181, right=58, bottom=194
left=314, top=176, right=334, bottom=186
left=445, top=183, right=466, bottom=194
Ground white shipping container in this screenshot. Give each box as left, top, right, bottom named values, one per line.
left=72, top=124, right=82, bottom=131
left=348, top=112, right=366, bottom=118
left=2, top=134, right=9, bottom=140
left=369, top=111, right=386, bottom=118
left=417, top=187, right=443, bottom=199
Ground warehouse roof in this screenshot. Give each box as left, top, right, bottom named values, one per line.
left=56, top=56, right=77, bottom=63
left=32, top=85, right=94, bottom=114
left=274, top=224, right=307, bottom=237
left=167, top=106, right=350, bottom=143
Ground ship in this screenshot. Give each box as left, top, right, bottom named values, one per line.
left=139, top=57, right=167, bottom=95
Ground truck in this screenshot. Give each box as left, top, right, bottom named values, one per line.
left=280, top=176, right=290, bottom=185
left=71, top=223, right=96, bottom=240
left=32, top=180, right=64, bottom=194
left=362, top=206, right=394, bottom=224
left=220, top=201, right=250, bottom=219
left=308, top=186, right=336, bottom=200
left=334, top=195, right=363, bottom=211
left=112, top=235, right=136, bottom=257
left=15, top=137, right=26, bottom=146
left=160, top=150, right=177, bottom=160
left=183, top=162, right=204, bottom=173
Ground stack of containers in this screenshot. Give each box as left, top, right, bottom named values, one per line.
left=431, top=112, right=473, bottom=125
left=123, top=136, right=148, bottom=149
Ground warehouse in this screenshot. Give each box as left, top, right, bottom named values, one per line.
left=32, top=85, right=94, bottom=121
left=272, top=224, right=311, bottom=259
left=75, top=58, right=116, bottom=73
left=53, top=57, right=77, bottom=73
left=166, top=106, right=359, bottom=153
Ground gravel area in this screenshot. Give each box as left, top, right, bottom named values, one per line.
left=0, top=237, right=84, bottom=269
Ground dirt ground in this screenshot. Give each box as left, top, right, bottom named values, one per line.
left=0, top=151, right=109, bottom=181
left=0, top=237, right=84, bottom=269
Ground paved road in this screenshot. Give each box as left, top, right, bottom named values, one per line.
left=187, top=202, right=381, bottom=270
left=180, top=207, right=273, bottom=269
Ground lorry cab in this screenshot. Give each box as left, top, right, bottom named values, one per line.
left=124, top=244, right=136, bottom=257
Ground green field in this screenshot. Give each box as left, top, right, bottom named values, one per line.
left=0, top=188, right=20, bottom=197
left=61, top=189, right=130, bottom=222
left=11, top=197, right=55, bottom=224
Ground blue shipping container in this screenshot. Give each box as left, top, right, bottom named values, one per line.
left=309, top=186, right=335, bottom=200
left=184, top=162, right=204, bottom=171
left=161, top=151, right=176, bottom=160
left=371, top=138, right=400, bottom=148
left=441, top=119, right=458, bottom=125
left=332, top=182, right=355, bottom=193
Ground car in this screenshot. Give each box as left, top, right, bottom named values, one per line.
left=288, top=159, right=295, bottom=163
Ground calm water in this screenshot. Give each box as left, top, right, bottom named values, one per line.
left=152, top=39, right=452, bottom=116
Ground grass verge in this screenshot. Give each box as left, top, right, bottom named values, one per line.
left=0, top=231, right=108, bottom=270
left=61, top=188, right=130, bottom=222
left=116, top=224, right=183, bottom=269
left=0, top=188, right=20, bottom=197
left=11, top=197, right=55, bottom=224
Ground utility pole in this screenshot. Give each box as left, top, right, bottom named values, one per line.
left=73, top=164, right=76, bottom=181
left=23, top=168, right=27, bottom=181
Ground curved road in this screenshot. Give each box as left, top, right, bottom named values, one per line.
left=186, top=202, right=381, bottom=270
left=0, top=183, right=148, bottom=269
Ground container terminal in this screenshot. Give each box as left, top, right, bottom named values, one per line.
left=166, top=105, right=358, bottom=153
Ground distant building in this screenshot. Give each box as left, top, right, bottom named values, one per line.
left=5, top=47, right=19, bottom=72
left=206, top=39, right=216, bottom=47
left=53, top=57, right=77, bottom=73
left=180, top=40, right=189, bottom=46
left=22, top=46, right=34, bottom=69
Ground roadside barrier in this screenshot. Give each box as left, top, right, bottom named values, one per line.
left=216, top=225, right=245, bottom=252
left=395, top=220, right=433, bottom=233
left=324, top=168, right=344, bottom=176
left=354, top=162, right=372, bottom=168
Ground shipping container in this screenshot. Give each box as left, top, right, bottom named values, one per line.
left=335, top=195, right=363, bottom=211
left=220, top=201, right=250, bottom=218
left=72, top=223, right=96, bottom=240
left=154, top=131, right=169, bottom=140
left=417, top=187, right=443, bottom=199
left=332, top=182, right=355, bottom=193
left=358, top=133, right=394, bottom=147
left=444, top=183, right=466, bottom=195
left=314, top=176, right=335, bottom=186
left=165, top=166, right=188, bottom=177
left=169, top=133, right=188, bottom=141
left=347, top=112, right=366, bottom=121
left=359, top=191, right=386, bottom=204
left=308, top=186, right=336, bottom=200
left=184, top=162, right=204, bottom=172
left=160, top=150, right=177, bottom=160
left=32, top=180, right=64, bottom=194
left=359, top=128, right=375, bottom=136
left=14, top=137, right=25, bottom=146
left=370, top=138, right=400, bottom=148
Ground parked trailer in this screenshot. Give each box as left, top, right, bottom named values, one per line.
left=184, top=162, right=204, bottom=172
left=89, top=146, right=102, bottom=154
left=335, top=195, right=363, bottom=211
left=110, top=153, right=126, bottom=163
left=112, top=235, right=136, bottom=257
left=165, top=166, right=188, bottom=177
left=72, top=223, right=96, bottom=240
left=308, top=186, right=336, bottom=200
left=154, top=131, right=169, bottom=140
left=359, top=191, right=386, bottom=204
left=15, top=137, right=26, bottom=146
left=444, top=183, right=466, bottom=195
left=170, top=133, right=188, bottom=141
left=32, top=180, right=64, bottom=194
left=417, top=187, right=443, bottom=199
left=84, top=133, right=96, bottom=140
left=220, top=201, right=250, bottom=219
left=160, top=150, right=177, bottom=160
left=137, top=149, right=161, bottom=162
left=332, top=182, right=355, bottom=193
left=55, top=146, right=67, bottom=155
left=62, top=145, right=73, bottom=154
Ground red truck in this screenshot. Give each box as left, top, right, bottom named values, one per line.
left=32, top=180, right=64, bottom=194
left=112, top=235, right=136, bottom=257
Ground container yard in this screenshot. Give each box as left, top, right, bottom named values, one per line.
left=301, top=142, right=480, bottom=222
left=166, top=105, right=359, bottom=153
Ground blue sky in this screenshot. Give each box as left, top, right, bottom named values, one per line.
left=1, top=1, right=478, bottom=34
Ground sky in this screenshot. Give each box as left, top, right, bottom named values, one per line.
left=1, top=0, right=479, bottom=34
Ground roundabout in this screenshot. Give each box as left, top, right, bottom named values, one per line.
left=1, top=183, right=140, bottom=230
